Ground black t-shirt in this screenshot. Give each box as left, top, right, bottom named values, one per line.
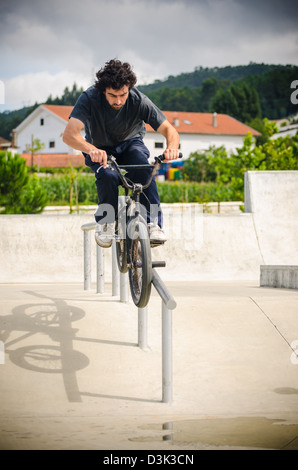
left=69, top=86, right=166, bottom=148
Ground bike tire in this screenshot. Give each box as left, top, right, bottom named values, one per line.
left=115, top=199, right=128, bottom=273
left=128, top=221, right=152, bottom=308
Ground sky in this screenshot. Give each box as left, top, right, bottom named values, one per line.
left=1, top=0, right=298, bottom=111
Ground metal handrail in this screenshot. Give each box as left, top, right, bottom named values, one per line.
left=81, top=222, right=97, bottom=231
left=81, top=222, right=103, bottom=292
left=81, top=220, right=176, bottom=403
left=152, top=268, right=177, bottom=310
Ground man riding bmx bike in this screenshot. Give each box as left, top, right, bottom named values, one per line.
left=63, top=59, right=180, bottom=247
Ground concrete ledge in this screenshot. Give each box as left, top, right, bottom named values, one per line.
left=260, top=265, right=298, bottom=289
left=0, top=212, right=264, bottom=283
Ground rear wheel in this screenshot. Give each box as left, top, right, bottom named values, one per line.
left=128, top=221, right=152, bottom=308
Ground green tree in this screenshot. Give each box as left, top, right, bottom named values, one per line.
left=246, top=117, right=278, bottom=145
left=46, top=82, right=84, bottom=106
left=0, top=151, right=48, bottom=213
left=223, top=133, right=267, bottom=199
left=235, top=83, right=261, bottom=122
left=260, top=131, right=298, bottom=170
left=28, top=136, right=45, bottom=168
left=182, top=146, right=228, bottom=183
left=198, top=77, right=222, bottom=112
left=63, top=163, right=83, bottom=213
left=211, top=87, right=238, bottom=116
left=211, top=82, right=261, bottom=123
left=183, top=129, right=298, bottom=201
left=17, top=175, right=49, bottom=214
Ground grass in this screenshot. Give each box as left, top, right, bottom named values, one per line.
left=37, top=173, right=240, bottom=207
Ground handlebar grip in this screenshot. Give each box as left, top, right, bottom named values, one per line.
left=160, top=152, right=183, bottom=161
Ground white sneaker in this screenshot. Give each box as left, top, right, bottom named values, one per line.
left=95, top=222, right=115, bottom=248
left=148, top=220, right=167, bottom=244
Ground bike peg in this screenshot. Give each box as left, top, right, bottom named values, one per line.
left=152, top=261, right=166, bottom=268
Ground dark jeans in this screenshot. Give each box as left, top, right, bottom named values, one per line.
left=84, top=137, right=162, bottom=227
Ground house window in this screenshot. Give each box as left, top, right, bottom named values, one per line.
left=49, top=141, right=55, bottom=148
left=40, top=118, right=44, bottom=126
left=154, top=142, right=164, bottom=149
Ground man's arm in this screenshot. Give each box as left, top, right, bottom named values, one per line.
left=63, top=117, right=108, bottom=167
left=157, top=120, right=180, bottom=161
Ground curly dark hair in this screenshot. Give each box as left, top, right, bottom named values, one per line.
left=94, top=59, right=137, bottom=92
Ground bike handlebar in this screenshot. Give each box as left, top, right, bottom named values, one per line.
left=156, top=152, right=183, bottom=162
left=106, top=152, right=183, bottom=192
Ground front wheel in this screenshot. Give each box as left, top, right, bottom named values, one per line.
left=128, top=221, right=152, bottom=308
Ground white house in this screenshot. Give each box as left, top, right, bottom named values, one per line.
left=15, top=104, right=260, bottom=166
left=15, top=104, right=79, bottom=155
left=270, top=123, right=298, bottom=140
left=144, top=111, right=260, bottom=159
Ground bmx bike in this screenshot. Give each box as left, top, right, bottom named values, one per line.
left=105, top=152, right=182, bottom=308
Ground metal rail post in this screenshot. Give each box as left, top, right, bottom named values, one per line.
left=152, top=268, right=177, bottom=404
left=96, top=244, right=104, bottom=293
left=120, top=272, right=129, bottom=302
left=162, top=302, right=173, bottom=404
left=112, top=240, right=120, bottom=296
left=138, top=307, right=148, bottom=349
left=83, top=230, right=91, bottom=290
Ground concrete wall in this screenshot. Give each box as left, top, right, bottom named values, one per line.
left=1, top=171, right=297, bottom=284
left=245, top=171, right=298, bottom=266
left=0, top=208, right=267, bottom=283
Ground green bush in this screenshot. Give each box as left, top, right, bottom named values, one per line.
left=17, top=175, right=48, bottom=214
left=0, top=152, right=47, bottom=214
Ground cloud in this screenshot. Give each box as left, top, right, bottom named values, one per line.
left=3, top=71, right=92, bottom=110
left=0, top=0, right=298, bottom=110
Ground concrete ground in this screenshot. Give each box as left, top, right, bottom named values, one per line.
left=0, top=280, right=298, bottom=451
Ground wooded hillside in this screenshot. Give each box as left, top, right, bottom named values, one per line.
left=1, top=63, right=297, bottom=141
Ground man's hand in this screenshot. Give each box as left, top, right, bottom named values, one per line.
left=163, top=148, right=180, bottom=161
left=89, top=148, right=108, bottom=168
left=156, top=120, right=180, bottom=161
left=63, top=118, right=108, bottom=169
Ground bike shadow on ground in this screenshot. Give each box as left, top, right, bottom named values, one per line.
left=0, top=289, right=157, bottom=403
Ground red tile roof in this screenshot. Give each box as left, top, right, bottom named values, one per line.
left=42, top=105, right=260, bottom=136
left=42, top=104, right=73, bottom=121
left=146, top=111, right=260, bottom=136
left=0, top=136, right=12, bottom=146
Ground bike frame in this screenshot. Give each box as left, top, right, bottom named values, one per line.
left=98, top=152, right=182, bottom=307
left=108, top=154, right=163, bottom=197
left=107, top=154, right=165, bottom=307
left=107, top=153, right=164, bottom=240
